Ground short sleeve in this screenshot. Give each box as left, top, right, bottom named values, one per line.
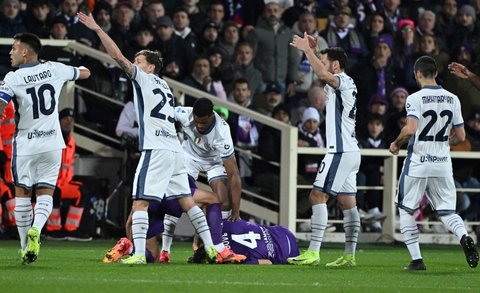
left=131, top=65, right=148, bottom=83
left=405, top=94, right=421, bottom=120
left=334, top=73, right=348, bottom=91
left=54, top=62, right=80, bottom=81
left=174, top=106, right=191, bottom=126
left=452, top=97, right=464, bottom=128
left=0, top=73, right=15, bottom=103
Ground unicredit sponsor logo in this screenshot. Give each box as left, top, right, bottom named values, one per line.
left=420, top=154, right=448, bottom=163
left=27, top=129, right=56, bottom=139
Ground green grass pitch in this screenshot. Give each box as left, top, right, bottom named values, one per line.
left=0, top=239, right=479, bottom=292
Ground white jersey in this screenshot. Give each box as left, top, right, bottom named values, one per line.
left=0, top=61, right=80, bottom=155
left=403, top=86, right=463, bottom=178
left=174, top=106, right=235, bottom=164
left=131, top=66, right=180, bottom=151
left=323, top=72, right=359, bottom=153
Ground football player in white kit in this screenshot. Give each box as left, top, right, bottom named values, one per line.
left=0, top=33, right=91, bottom=264
left=389, top=56, right=479, bottom=270
left=78, top=12, right=218, bottom=265
left=288, top=33, right=361, bottom=267
left=174, top=98, right=242, bottom=221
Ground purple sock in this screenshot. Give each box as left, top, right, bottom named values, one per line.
left=206, top=203, right=223, bottom=246
left=145, top=248, right=154, bottom=263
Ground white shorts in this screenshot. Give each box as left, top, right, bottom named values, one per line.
left=396, top=175, right=456, bottom=215
left=185, top=158, right=227, bottom=183
left=313, top=152, right=360, bottom=196
left=132, top=149, right=191, bottom=201
left=12, top=150, right=62, bottom=190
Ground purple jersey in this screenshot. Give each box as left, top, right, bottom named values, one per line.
left=222, top=220, right=299, bottom=264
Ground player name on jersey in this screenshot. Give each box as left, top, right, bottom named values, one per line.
left=422, top=95, right=454, bottom=104
left=23, top=70, right=52, bottom=84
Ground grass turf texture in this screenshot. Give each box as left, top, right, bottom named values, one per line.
left=0, top=240, right=479, bottom=292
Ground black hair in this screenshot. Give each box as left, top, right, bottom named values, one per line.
left=13, top=33, right=42, bottom=55
left=320, top=47, right=347, bottom=70
left=135, top=50, right=163, bottom=74
left=233, top=77, right=249, bottom=87
left=193, top=98, right=214, bottom=117
left=366, top=113, right=385, bottom=125
left=413, top=55, right=437, bottom=78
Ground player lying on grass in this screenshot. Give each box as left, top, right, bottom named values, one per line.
left=103, top=175, right=246, bottom=264
left=188, top=220, right=299, bottom=265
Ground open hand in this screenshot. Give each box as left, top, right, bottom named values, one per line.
left=77, top=12, right=101, bottom=32
left=448, top=62, right=469, bottom=79
left=290, top=32, right=311, bottom=52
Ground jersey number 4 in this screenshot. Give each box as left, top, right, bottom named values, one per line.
left=26, top=84, right=56, bottom=119
left=231, top=232, right=261, bottom=249
left=418, top=110, right=453, bottom=142
left=150, top=89, right=175, bottom=123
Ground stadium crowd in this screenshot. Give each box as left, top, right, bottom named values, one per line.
left=1, top=0, right=480, bottom=235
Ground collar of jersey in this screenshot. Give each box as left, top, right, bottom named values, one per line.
left=19, top=61, right=41, bottom=69
left=422, top=85, right=442, bottom=89
left=197, top=115, right=216, bottom=135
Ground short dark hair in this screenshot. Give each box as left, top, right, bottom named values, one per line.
left=135, top=50, right=163, bottom=74
left=193, top=98, right=214, bottom=117
left=366, top=113, right=385, bottom=125
left=13, top=33, right=42, bottom=55
left=320, top=47, right=347, bottom=70
left=413, top=55, right=437, bottom=78
left=233, top=77, right=249, bottom=87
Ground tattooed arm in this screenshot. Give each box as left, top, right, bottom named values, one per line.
left=77, top=12, right=133, bottom=77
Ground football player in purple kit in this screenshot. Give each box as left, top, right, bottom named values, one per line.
left=189, top=220, right=300, bottom=265
left=103, top=175, right=246, bottom=264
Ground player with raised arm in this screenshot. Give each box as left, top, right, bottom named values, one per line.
left=390, top=56, right=479, bottom=270
left=448, top=62, right=480, bottom=90
left=78, top=12, right=218, bottom=265
left=287, top=33, right=361, bottom=267
left=175, top=97, right=242, bottom=222
left=0, top=33, right=91, bottom=264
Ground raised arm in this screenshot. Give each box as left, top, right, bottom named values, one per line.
left=77, top=12, right=133, bottom=77
left=290, top=32, right=338, bottom=88
left=448, top=62, right=480, bottom=90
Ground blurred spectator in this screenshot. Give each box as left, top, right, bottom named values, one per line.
left=140, top=0, right=165, bottom=32
left=384, top=109, right=406, bottom=145
left=379, top=0, right=406, bottom=32
left=282, top=0, right=317, bottom=28
left=206, top=0, right=225, bottom=31
left=226, top=78, right=259, bottom=181
left=183, top=0, right=207, bottom=36
left=416, top=10, right=436, bottom=37
left=40, top=16, right=79, bottom=66
left=435, top=0, right=458, bottom=46
left=125, top=26, right=155, bottom=62
left=129, top=0, right=143, bottom=28
left=24, top=0, right=52, bottom=38
left=196, top=21, right=220, bottom=55
left=356, top=113, right=387, bottom=232
left=449, top=4, right=480, bottom=53
left=290, top=85, right=326, bottom=126
left=393, top=19, right=417, bottom=82
left=0, top=0, right=25, bottom=78
left=56, top=0, right=96, bottom=47
left=254, top=83, right=283, bottom=116
left=207, top=47, right=231, bottom=100
left=362, top=11, right=394, bottom=52
left=289, top=11, right=328, bottom=109
left=218, top=21, right=240, bottom=61
left=93, top=1, right=113, bottom=34
left=320, top=6, right=367, bottom=71
left=172, top=7, right=197, bottom=52
left=367, top=93, right=388, bottom=115
left=155, top=16, right=193, bottom=80
left=252, top=103, right=291, bottom=201
left=247, top=1, right=300, bottom=97
left=351, top=34, right=397, bottom=120
left=444, top=43, right=480, bottom=118
left=182, top=55, right=216, bottom=106
left=226, top=42, right=263, bottom=99
left=108, top=2, right=136, bottom=52
left=386, top=86, right=408, bottom=116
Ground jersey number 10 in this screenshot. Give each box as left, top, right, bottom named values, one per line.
left=26, top=84, right=56, bottom=119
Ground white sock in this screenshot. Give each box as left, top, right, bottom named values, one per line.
left=132, top=211, right=149, bottom=257
left=33, top=195, right=53, bottom=231
left=162, top=214, right=178, bottom=252
left=399, top=208, right=422, bottom=260
left=214, top=243, right=226, bottom=253
left=187, top=206, right=213, bottom=248
left=14, top=197, right=33, bottom=250
left=343, top=207, right=360, bottom=255
left=440, top=214, right=468, bottom=240
left=308, top=203, right=328, bottom=252
left=221, top=210, right=231, bottom=220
